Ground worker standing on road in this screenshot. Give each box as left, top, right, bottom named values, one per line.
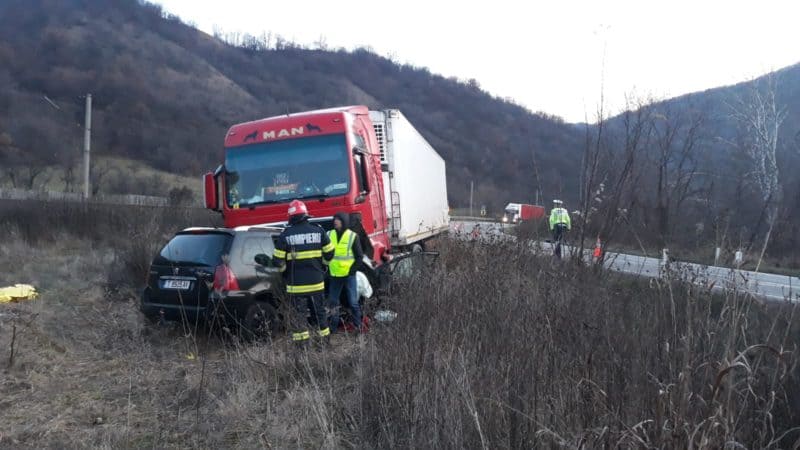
left=272, top=200, right=335, bottom=346
left=549, top=200, right=571, bottom=254
left=327, top=212, right=365, bottom=334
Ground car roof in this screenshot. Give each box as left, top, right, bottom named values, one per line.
left=176, top=226, right=283, bottom=237
left=232, top=224, right=285, bottom=233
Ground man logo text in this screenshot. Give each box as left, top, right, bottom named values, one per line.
left=263, top=127, right=304, bottom=140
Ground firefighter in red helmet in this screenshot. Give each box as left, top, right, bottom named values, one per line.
left=272, top=199, right=335, bottom=345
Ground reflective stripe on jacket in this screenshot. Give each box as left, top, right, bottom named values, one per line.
left=328, top=229, right=356, bottom=277
left=273, top=220, right=334, bottom=294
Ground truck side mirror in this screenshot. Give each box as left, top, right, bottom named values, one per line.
left=360, top=163, right=370, bottom=193
left=353, top=150, right=370, bottom=195
left=203, top=172, right=218, bottom=211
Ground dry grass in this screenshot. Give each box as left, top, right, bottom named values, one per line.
left=364, top=241, right=800, bottom=448
left=3, top=157, right=203, bottom=198
left=0, top=230, right=363, bottom=448
left=0, top=201, right=798, bottom=448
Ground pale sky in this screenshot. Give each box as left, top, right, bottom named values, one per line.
left=155, top=0, right=800, bottom=123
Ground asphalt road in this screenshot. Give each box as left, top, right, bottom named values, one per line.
left=450, top=219, right=799, bottom=302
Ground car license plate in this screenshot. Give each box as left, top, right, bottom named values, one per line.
left=164, top=279, right=191, bottom=290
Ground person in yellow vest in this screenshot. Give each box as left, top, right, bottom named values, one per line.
left=328, top=212, right=365, bottom=333
left=549, top=199, right=572, bottom=257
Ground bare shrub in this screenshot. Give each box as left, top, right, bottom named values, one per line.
left=1, top=226, right=797, bottom=449
left=512, top=218, right=549, bottom=242
left=355, top=239, right=799, bottom=448
left=0, top=199, right=220, bottom=290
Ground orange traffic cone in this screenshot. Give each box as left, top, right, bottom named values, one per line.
left=593, top=237, right=603, bottom=261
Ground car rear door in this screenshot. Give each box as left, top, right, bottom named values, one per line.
left=229, top=230, right=280, bottom=294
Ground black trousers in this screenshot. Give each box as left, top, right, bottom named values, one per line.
left=552, top=223, right=568, bottom=243
left=288, top=293, right=329, bottom=341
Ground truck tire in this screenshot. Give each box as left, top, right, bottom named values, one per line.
left=411, top=243, right=424, bottom=253
left=242, top=302, right=281, bottom=340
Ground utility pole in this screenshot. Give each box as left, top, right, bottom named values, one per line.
left=469, top=181, right=474, bottom=217
left=83, top=94, right=92, bottom=199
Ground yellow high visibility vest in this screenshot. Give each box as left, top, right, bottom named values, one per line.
left=549, top=207, right=571, bottom=230
left=328, top=229, right=356, bottom=277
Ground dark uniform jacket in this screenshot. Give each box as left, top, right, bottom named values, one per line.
left=272, top=216, right=335, bottom=294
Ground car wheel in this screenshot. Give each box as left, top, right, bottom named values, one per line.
left=140, top=289, right=160, bottom=323
left=243, top=302, right=280, bottom=340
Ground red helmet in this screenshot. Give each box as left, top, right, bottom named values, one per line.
left=287, top=199, right=308, bottom=218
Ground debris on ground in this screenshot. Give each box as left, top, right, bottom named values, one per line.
left=0, top=284, right=39, bottom=303
left=373, top=309, right=398, bottom=322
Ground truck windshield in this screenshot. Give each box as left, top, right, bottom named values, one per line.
left=225, top=134, right=351, bottom=207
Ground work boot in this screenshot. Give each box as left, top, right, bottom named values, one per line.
left=293, top=339, right=310, bottom=353
left=319, top=335, right=332, bottom=350
left=313, top=327, right=332, bottom=350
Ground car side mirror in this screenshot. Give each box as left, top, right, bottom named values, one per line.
left=355, top=193, right=366, bottom=204
left=254, top=253, right=271, bottom=266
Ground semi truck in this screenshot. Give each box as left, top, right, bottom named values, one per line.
left=202, top=106, right=449, bottom=262
left=502, top=203, right=545, bottom=223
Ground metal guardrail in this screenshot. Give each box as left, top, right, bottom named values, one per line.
left=449, top=216, right=503, bottom=223
left=0, top=188, right=170, bottom=207
left=448, top=220, right=799, bottom=301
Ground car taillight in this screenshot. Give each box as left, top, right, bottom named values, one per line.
left=213, top=264, right=240, bottom=291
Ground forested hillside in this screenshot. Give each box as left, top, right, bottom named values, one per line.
left=1, top=0, right=799, bottom=263
left=0, top=0, right=584, bottom=210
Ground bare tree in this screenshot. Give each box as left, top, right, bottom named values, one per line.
left=0, top=132, right=49, bottom=189
left=728, top=76, right=786, bottom=271
left=592, top=95, right=655, bottom=258
left=62, top=158, right=79, bottom=192
left=313, top=35, right=328, bottom=51
left=0, top=131, right=17, bottom=186
left=90, top=160, right=114, bottom=196
left=651, top=105, right=706, bottom=249
left=11, top=165, right=47, bottom=190
left=576, top=87, right=607, bottom=258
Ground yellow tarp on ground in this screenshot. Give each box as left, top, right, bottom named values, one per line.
left=0, top=284, right=39, bottom=303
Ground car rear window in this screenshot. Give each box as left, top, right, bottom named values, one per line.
left=156, top=233, right=232, bottom=267
left=238, top=235, right=276, bottom=265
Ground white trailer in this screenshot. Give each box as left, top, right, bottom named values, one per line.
left=369, top=109, right=450, bottom=248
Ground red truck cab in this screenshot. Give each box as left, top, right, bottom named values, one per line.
left=203, top=106, right=391, bottom=261
left=502, top=203, right=545, bottom=223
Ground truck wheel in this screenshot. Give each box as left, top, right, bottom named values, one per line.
left=411, top=243, right=424, bottom=253
left=243, top=302, right=280, bottom=340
